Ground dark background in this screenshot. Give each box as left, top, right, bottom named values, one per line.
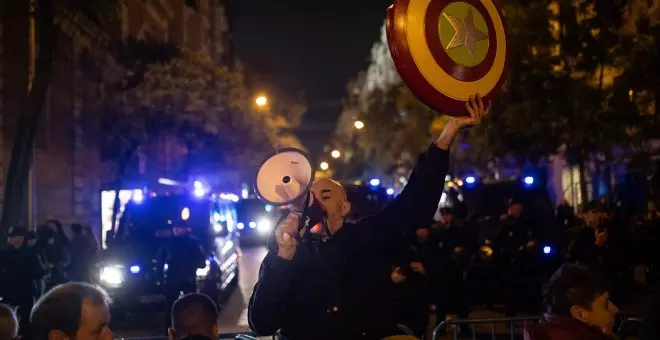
left=229, top=0, right=393, bottom=158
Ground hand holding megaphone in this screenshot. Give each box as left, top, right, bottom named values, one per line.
left=275, top=213, right=300, bottom=260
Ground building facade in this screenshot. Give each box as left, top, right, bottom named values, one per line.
left=0, top=0, right=233, bottom=235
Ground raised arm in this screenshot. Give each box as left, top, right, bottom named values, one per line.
left=368, top=95, right=491, bottom=246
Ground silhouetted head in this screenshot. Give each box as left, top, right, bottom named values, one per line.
left=168, top=293, right=218, bottom=340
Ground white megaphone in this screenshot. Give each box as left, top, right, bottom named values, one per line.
left=254, top=148, right=314, bottom=206
left=254, top=148, right=326, bottom=237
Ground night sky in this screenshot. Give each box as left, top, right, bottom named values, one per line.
left=229, top=0, right=392, bottom=158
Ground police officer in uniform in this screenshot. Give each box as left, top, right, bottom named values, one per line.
left=165, top=226, right=206, bottom=328
left=494, top=198, right=537, bottom=316
left=391, top=227, right=435, bottom=337
left=0, top=226, right=44, bottom=334
left=431, top=207, right=470, bottom=327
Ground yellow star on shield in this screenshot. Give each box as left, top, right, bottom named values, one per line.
left=443, top=7, right=488, bottom=59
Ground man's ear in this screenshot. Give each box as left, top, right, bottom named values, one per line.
left=48, top=330, right=68, bottom=340
left=168, top=328, right=176, bottom=340
left=341, top=201, right=351, bottom=217
left=213, top=323, right=219, bottom=339
left=570, top=306, right=584, bottom=321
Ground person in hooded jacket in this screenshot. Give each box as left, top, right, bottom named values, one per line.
left=523, top=263, right=619, bottom=340
left=0, top=226, right=44, bottom=334
left=248, top=95, right=491, bottom=340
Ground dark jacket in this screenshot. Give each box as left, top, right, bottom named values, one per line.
left=639, top=290, right=660, bottom=340
left=167, top=235, right=206, bottom=283
left=178, top=335, right=214, bottom=340
left=523, top=314, right=615, bottom=340
left=248, top=145, right=449, bottom=340
left=569, top=226, right=612, bottom=269
left=0, top=246, right=44, bottom=300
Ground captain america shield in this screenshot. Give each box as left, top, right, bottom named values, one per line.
left=387, top=0, right=509, bottom=116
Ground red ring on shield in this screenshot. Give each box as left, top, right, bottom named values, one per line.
left=387, top=0, right=509, bottom=116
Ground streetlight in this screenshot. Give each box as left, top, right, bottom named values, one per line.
left=320, top=161, right=329, bottom=171
left=354, top=120, right=364, bottom=130
left=331, top=150, right=341, bottom=159
left=255, top=95, right=268, bottom=107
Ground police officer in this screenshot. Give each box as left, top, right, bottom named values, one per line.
left=165, top=226, right=206, bottom=328
left=0, top=226, right=44, bottom=334
left=494, top=198, right=537, bottom=316
left=391, top=227, right=435, bottom=337
left=431, top=207, right=470, bottom=327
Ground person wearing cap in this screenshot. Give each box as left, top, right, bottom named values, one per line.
left=0, top=226, right=44, bottom=334
left=493, top=197, right=538, bottom=316
left=431, top=207, right=470, bottom=329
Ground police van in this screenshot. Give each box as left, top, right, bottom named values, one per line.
left=97, top=178, right=239, bottom=312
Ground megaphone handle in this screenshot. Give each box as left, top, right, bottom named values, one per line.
left=294, top=192, right=312, bottom=240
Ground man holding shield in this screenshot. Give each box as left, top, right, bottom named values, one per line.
left=248, top=95, right=490, bottom=340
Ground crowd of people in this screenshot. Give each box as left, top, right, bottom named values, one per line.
left=3, top=95, right=660, bottom=340
left=386, top=195, right=660, bottom=338
left=246, top=96, right=660, bottom=339
left=0, top=219, right=99, bottom=333
left=0, top=282, right=221, bottom=340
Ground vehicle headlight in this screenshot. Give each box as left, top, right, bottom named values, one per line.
left=100, top=265, right=124, bottom=287
left=257, top=218, right=272, bottom=234
left=196, top=260, right=211, bottom=278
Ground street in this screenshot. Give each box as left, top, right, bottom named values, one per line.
left=112, top=246, right=268, bottom=338
left=216, top=246, right=268, bottom=334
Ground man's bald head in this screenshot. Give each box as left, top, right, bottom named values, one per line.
left=311, top=179, right=347, bottom=200
left=311, top=179, right=351, bottom=232
left=168, top=293, right=218, bottom=340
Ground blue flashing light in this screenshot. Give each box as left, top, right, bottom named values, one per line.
left=130, top=265, right=141, bottom=274
left=465, top=176, right=476, bottom=184
left=237, top=222, right=245, bottom=230
left=213, top=212, right=222, bottom=222
left=386, top=188, right=394, bottom=195
left=524, top=176, right=535, bottom=186
left=265, top=204, right=274, bottom=212
left=543, top=246, right=552, bottom=255
left=369, top=178, right=380, bottom=186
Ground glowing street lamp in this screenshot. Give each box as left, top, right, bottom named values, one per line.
left=354, top=120, right=365, bottom=130
left=320, top=161, right=329, bottom=171
left=331, top=150, right=341, bottom=159
left=255, top=95, right=268, bottom=107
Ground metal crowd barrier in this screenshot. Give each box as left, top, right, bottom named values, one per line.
left=114, top=333, right=275, bottom=340
left=430, top=314, right=642, bottom=340
left=431, top=316, right=538, bottom=340
left=115, top=316, right=642, bottom=340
